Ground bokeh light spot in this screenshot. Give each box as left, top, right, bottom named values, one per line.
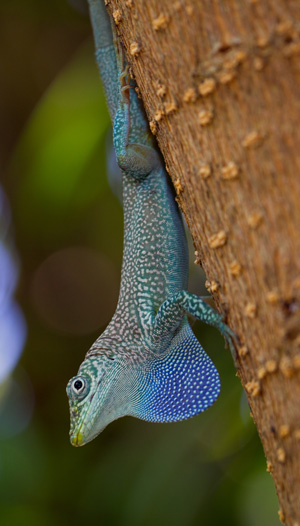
left=30, top=246, right=119, bottom=335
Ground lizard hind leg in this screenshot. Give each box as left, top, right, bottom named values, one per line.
left=113, top=61, right=159, bottom=179
left=132, top=324, right=221, bottom=423
left=113, top=104, right=160, bottom=179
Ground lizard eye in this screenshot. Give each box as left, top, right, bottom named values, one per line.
left=73, top=378, right=85, bottom=392
left=68, top=376, right=90, bottom=400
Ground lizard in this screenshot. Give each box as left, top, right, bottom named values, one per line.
left=66, top=0, right=236, bottom=447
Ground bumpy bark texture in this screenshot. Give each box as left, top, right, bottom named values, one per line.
left=105, top=0, right=300, bottom=523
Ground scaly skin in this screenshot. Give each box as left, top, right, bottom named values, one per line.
left=66, top=0, right=235, bottom=446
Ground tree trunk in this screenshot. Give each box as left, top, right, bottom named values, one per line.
left=105, top=0, right=300, bottom=523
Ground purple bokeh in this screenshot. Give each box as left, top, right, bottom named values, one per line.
left=0, top=188, right=26, bottom=384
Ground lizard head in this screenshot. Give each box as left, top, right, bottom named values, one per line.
left=66, top=350, right=141, bottom=446
left=66, top=326, right=221, bottom=446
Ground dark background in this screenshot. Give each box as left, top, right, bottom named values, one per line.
left=0, top=1, right=280, bottom=524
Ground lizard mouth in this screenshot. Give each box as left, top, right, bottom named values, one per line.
left=70, top=430, right=84, bottom=447
left=69, top=417, right=96, bottom=447
left=69, top=412, right=87, bottom=447
left=68, top=389, right=106, bottom=447
left=70, top=420, right=105, bottom=447
left=68, top=397, right=95, bottom=447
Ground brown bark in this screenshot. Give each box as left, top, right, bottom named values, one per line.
left=105, top=0, right=300, bottom=523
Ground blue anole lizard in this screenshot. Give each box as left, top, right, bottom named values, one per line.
left=66, top=0, right=236, bottom=446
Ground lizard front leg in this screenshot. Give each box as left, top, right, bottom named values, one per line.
left=147, top=291, right=237, bottom=356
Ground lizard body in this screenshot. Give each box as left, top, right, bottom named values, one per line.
left=66, top=0, right=235, bottom=446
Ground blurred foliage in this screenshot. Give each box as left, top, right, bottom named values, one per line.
left=0, top=1, right=281, bottom=525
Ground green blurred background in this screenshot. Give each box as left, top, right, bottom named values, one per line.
left=0, top=1, right=281, bottom=524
